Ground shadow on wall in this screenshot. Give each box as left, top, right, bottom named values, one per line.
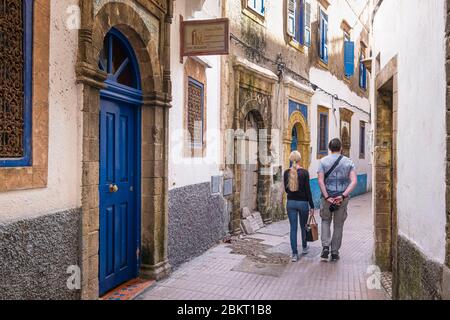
left=310, top=174, right=368, bottom=208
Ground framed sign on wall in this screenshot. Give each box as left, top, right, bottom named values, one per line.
left=180, top=17, right=230, bottom=59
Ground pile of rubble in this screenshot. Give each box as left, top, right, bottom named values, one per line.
left=226, top=237, right=290, bottom=265
left=240, top=207, right=264, bottom=235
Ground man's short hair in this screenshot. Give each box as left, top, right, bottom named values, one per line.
left=329, top=138, right=342, bottom=152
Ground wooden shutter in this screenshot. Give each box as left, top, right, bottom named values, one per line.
left=344, top=41, right=355, bottom=76
left=304, top=1, right=311, bottom=45
left=323, top=13, right=328, bottom=63
left=318, top=11, right=323, bottom=57
left=359, top=51, right=367, bottom=89
left=287, top=0, right=296, bottom=37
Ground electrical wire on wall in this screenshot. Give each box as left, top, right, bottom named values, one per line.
left=229, top=33, right=371, bottom=119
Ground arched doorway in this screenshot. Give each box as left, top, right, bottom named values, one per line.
left=98, top=28, right=142, bottom=295
left=284, top=111, right=311, bottom=170
left=240, top=111, right=260, bottom=212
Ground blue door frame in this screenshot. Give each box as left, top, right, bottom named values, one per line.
left=98, top=28, right=142, bottom=296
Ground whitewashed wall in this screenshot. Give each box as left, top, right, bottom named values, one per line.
left=168, top=0, right=222, bottom=190
left=309, top=69, right=372, bottom=185
left=0, top=0, right=82, bottom=221
left=372, top=0, right=447, bottom=263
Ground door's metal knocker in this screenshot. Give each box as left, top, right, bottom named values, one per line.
left=109, top=184, right=119, bottom=193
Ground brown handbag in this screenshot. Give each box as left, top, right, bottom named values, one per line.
left=306, top=215, right=319, bottom=242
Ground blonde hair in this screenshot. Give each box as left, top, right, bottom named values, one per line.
left=288, top=151, right=302, bottom=192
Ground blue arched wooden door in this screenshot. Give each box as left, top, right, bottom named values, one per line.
left=98, top=28, right=142, bottom=295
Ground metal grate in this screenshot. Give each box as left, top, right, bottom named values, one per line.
left=187, top=78, right=204, bottom=148
left=0, top=0, right=25, bottom=158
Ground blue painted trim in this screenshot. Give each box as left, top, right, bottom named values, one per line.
left=310, top=178, right=322, bottom=209
left=351, top=174, right=368, bottom=197
left=100, top=81, right=143, bottom=105
left=289, top=100, right=308, bottom=121
left=1, top=0, right=33, bottom=167
left=310, top=174, right=368, bottom=208
left=248, top=0, right=265, bottom=16
left=135, top=102, right=142, bottom=274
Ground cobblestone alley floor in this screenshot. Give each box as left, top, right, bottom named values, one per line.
left=137, top=193, right=390, bottom=300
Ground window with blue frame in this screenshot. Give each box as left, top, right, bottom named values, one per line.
left=317, top=108, right=329, bottom=156
left=344, top=32, right=355, bottom=78
left=0, top=0, right=33, bottom=167
left=287, top=0, right=311, bottom=46
left=359, top=46, right=367, bottom=89
left=319, top=9, right=328, bottom=63
left=247, top=0, right=265, bottom=16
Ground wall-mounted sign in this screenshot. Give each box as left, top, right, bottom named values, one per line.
left=180, top=17, right=230, bottom=58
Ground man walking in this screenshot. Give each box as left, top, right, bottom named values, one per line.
left=318, top=138, right=357, bottom=262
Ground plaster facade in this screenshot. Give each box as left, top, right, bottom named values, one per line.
left=372, top=0, right=449, bottom=299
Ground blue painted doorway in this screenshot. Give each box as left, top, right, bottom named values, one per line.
left=98, top=28, right=142, bottom=296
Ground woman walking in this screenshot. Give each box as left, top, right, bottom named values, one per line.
left=284, top=151, right=315, bottom=262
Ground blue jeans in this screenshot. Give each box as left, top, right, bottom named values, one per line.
left=287, top=200, right=310, bottom=255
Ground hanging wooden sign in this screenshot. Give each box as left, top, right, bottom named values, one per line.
left=180, top=17, right=230, bottom=58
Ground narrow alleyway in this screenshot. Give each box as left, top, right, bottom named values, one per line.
left=137, top=193, right=389, bottom=300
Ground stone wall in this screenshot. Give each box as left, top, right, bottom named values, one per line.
left=168, top=182, right=227, bottom=268
left=0, top=209, right=81, bottom=300
left=397, top=235, right=443, bottom=300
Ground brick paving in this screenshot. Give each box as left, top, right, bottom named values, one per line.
left=137, top=193, right=390, bottom=300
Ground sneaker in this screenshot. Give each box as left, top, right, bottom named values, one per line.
left=321, top=247, right=330, bottom=261
left=302, top=245, right=310, bottom=255
left=331, top=254, right=340, bottom=262
left=291, top=254, right=298, bottom=262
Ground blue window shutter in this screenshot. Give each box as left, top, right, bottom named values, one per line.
left=359, top=54, right=367, bottom=89
left=248, top=0, right=264, bottom=15
left=319, top=13, right=324, bottom=58
left=323, top=16, right=328, bottom=63
left=287, top=0, right=296, bottom=37
left=319, top=11, right=328, bottom=63
left=344, top=41, right=355, bottom=77
left=298, top=0, right=304, bottom=44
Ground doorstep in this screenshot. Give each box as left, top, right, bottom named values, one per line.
left=100, top=278, right=156, bottom=301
